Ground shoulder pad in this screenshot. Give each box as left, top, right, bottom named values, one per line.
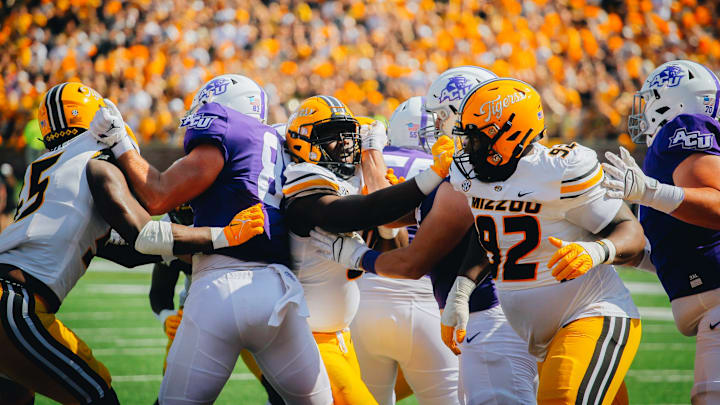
left=282, top=162, right=341, bottom=200
left=655, top=114, right=720, bottom=154
left=553, top=143, right=603, bottom=199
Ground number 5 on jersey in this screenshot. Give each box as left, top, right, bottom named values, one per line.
left=14, top=153, right=63, bottom=222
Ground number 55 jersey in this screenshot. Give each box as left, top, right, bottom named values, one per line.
left=450, top=142, right=639, bottom=359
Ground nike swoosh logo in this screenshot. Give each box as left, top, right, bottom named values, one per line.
left=710, top=321, right=720, bottom=330
left=465, top=330, right=482, bottom=343
left=517, top=191, right=533, bottom=197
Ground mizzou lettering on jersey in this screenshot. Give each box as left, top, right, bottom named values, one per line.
left=471, top=198, right=542, bottom=214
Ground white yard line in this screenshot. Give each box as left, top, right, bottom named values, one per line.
left=627, top=369, right=694, bottom=383
left=72, top=327, right=160, bottom=335
left=625, top=281, right=666, bottom=296
left=637, top=306, right=674, bottom=321
left=112, top=373, right=255, bottom=382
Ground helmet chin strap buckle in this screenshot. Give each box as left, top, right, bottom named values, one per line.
left=491, top=153, right=502, bottom=163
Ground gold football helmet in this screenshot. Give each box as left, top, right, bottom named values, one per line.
left=286, top=95, right=360, bottom=179
left=453, top=78, right=545, bottom=182
left=38, top=82, right=106, bottom=150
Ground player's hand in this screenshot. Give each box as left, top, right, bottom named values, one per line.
left=88, top=98, right=137, bottom=158
left=547, top=237, right=608, bottom=281
left=385, top=168, right=405, bottom=185
left=440, top=276, right=476, bottom=355
left=89, top=99, right=127, bottom=145
left=214, top=203, right=265, bottom=249
left=360, top=120, right=388, bottom=152
left=309, top=228, right=369, bottom=269
left=430, top=135, right=456, bottom=178
left=164, top=309, right=183, bottom=340
left=602, top=146, right=659, bottom=204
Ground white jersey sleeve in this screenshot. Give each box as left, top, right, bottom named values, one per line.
left=556, top=143, right=622, bottom=234
left=282, top=162, right=343, bottom=202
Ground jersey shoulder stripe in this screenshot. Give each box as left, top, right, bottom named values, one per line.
left=282, top=162, right=341, bottom=200
left=557, top=143, right=603, bottom=199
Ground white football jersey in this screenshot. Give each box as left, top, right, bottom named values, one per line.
left=451, top=142, right=640, bottom=359
left=0, top=135, right=109, bottom=305
left=283, top=162, right=363, bottom=332
left=450, top=142, right=623, bottom=291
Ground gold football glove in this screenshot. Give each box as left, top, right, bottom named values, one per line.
left=547, top=237, right=615, bottom=281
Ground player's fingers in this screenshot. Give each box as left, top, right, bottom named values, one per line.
left=548, top=236, right=565, bottom=248
left=309, top=228, right=333, bottom=244
left=602, top=178, right=625, bottom=192
left=554, top=259, right=577, bottom=281
left=604, top=151, right=626, bottom=171
left=605, top=189, right=624, bottom=199
left=398, top=177, right=405, bottom=182
left=550, top=248, right=577, bottom=277
left=601, top=162, right=624, bottom=180
left=441, top=325, right=461, bottom=355
left=619, top=146, right=636, bottom=167
left=456, top=328, right=466, bottom=344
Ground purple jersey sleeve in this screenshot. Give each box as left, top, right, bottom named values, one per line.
left=382, top=146, right=433, bottom=179
left=182, top=103, right=230, bottom=162
left=641, top=114, right=720, bottom=300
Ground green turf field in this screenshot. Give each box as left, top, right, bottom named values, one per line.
left=34, top=261, right=693, bottom=404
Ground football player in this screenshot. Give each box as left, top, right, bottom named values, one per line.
left=90, top=75, right=334, bottom=404
left=435, top=78, right=647, bottom=405
left=603, top=60, right=720, bottom=404
left=314, top=74, right=539, bottom=404
left=281, top=95, right=454, bottom=404
left=0, top=82, right=264, bottom=405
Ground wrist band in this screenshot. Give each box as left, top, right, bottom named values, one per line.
left=135, top=221, right=174, bottom=256
left=649, top=182, right=685, bottom=214
left=414, top=169, right=443, bottom=195
left=111, top=136, right=136, bottom=158
left=361, top=250, right=381, bottom=274
left=597, top=238, right=616, bottom=264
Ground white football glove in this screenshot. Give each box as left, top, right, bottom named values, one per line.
left=440, top=276, right=476, bottom=355
left=88, top=98, right=136, bottom=158
left=309, top=228, right=369, bottom=270
left=602, top=146, right=684, bottom=213
left=360, top=120, right=388, bottom=152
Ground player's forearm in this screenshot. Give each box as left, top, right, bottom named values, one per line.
left=116, top=152, right=178, bottom=215
left=602, top=219, right=645, bottom=266
left=170, top=225, right=215, bottom=254
left=667, top=187, right=720, bottom=230
left=319, top=180, right=426, bottom=233
left=361, top=150, right=390, bottom=193
left=373, top=248, right=433, bottom=279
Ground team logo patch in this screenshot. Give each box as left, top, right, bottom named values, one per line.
left=71, top=109, right=79, bottom=116
left=438, top=76, right=473, bottom=103
left=494, top=185, right=503, bottom=192
left=669, top=128, right=714, bottom=150
left=180, top=113, right=217, bottom=130
left=197, top=78, right=231, bottom=104
left=461, top=179, right=471, bottom=192
left=648, top=65, right=684, bottom=88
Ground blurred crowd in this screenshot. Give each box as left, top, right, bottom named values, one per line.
left=1, top=0, right=719, bottom=153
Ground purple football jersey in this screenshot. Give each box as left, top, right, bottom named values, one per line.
left=182, top=102, right=289, bottom=265
left=640, top=114, right=720, bottom=300
left=418, top=181, right=499, bottom=312
left=383, top=146, right=433, bottom=241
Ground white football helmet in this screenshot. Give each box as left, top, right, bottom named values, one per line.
left=630, top=60, right=720, bottom=146
left=420, top=66, right=497, bottom=139
left=188, top=74, right=269, bottom=123
left=388, top=96, right=434, bottom=151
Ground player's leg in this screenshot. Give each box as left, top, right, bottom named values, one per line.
left=350, top=297, right=402, bottom=404
left=537, top=316, right=641, bottom=405
left=159, top=270, right=243, bottom=404
left=243, top=267, right=332, bottom=405
left=397, top=299, right=460, bottom=405
left=239, top=349, right=285, bottom=405
left=0, top=278, right=118, bottom=405
left=691, top=303, right=720, bottom=404
left=0, top=376, right=35, bottom=405
left=457, top=306, right=536, bottom=405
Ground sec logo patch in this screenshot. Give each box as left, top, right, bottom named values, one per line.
left=461, top=180, right=471, bottom=192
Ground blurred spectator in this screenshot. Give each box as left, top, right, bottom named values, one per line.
left=0, top=0, right=718, bottom=150
left=23, top=113, right=45, bottom=163
left=0, top=163, right=16, bottom=232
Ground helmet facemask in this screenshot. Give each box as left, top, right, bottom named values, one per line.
left=299, top=119, right=360, bottom=179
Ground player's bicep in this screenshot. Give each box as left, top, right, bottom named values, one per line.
left=159, top=144, right=224, bottom=207
left=673, top=153, right=720, bottom=190
left=411, top=183, right=473, bottom=260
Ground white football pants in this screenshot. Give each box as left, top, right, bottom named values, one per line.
left=159, top=264, right=332, bottom=405
left=458, top=306, right=538, bottom=405
left=671, top=287, right=720, bottom=405
left=351, top=276, right=459, bottom=405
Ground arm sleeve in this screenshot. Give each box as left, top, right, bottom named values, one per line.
left=182, top=102, right=229, bottom=162
left=149, top=261, right=181, bottom=315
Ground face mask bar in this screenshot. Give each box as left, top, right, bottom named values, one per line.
left=629, top=89, right=653, bottom=143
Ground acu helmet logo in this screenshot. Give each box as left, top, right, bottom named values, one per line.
left=648, top=65, right=684, bottom=88
left=438, top=76, right=473, bottom=103
left=197, top=78, right=231, bottom=104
